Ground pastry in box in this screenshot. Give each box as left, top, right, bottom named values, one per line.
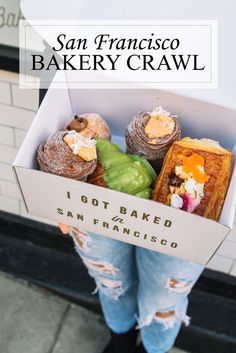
left=152, top=137, right=234, bottom=221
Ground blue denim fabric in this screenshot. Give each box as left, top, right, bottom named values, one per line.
left=69, top=228, right=204, bottom=353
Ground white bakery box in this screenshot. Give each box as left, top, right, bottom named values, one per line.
left=13, top=77, right=236, bottom=265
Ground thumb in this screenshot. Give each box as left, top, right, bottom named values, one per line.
left=59, top=223, right=70, bottom=235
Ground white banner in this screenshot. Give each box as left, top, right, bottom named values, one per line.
left=20, top=20, right=217, bottom=89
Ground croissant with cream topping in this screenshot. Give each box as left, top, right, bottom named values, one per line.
left=37, top=113, right=111, bottom=181
left=37, top=131, right=97, bottom=181
left=125, top=107, right=181, bottom=172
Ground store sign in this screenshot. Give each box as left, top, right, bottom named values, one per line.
left=0, top=0, right=24, bottom=47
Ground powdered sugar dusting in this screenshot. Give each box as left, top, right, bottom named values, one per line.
left=64, top=130, right=97, bottom=155
left=37, top=131, right=97, bottom=180
left=149, top=106, right=173, bottom=119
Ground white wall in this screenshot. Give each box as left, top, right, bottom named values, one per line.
left=0, top=69, right=56, bottom=227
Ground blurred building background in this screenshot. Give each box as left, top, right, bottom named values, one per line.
left=0, top=68, right=56, bottom=225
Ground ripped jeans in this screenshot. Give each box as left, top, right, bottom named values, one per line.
left=69, top=227, right=204, bottom=353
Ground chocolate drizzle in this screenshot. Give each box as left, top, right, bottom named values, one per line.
left=125, top=111, right=181, bottom=172
left=67, top=115, right=89, bottom=132
left=168, top=173, right=184, bottom=187
left=37, top=131, right=97, bottom=181
left=66, top=113, right=111, bottom=140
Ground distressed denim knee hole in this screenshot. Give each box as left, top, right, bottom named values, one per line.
left=155, top=310, right=175, bottom=319
left=80, top=256, right=120, bottom=275
left=166, top=278, right=193, bottom=294
left=70, top=228, right=91, bottom=253
left=78, top=255, right=122, bottom=299
left=137, top=309, right=190, bottom=330
left=95, top=276, right=124, bottom=300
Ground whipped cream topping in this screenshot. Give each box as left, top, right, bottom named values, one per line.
left=183, top=178, right=204, bottom=202
left=145, top=106, right=176, bottom=139
left=175, top=165, right=190, bottom=179
left=63, top=130, right=97, bottom=162
left=149, top=106, right=172, bottom=119
left=170, top=194, right=184, bottom=209
left=184, top=178, right=197, bottom=194
left=168, top=153, right=209, bottom=213
left=65, top=130, right=96, bottom=154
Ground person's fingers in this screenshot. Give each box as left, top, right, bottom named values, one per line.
left=59, top=223, right=70, bottom=235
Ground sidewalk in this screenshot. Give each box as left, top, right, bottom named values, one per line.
left=0, top=272, right=188, bottom=353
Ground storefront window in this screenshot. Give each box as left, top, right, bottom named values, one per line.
left=0, top=0, right=24, bottom=48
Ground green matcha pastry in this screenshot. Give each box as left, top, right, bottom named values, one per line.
left=88, top=139, right=156, bottom=199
